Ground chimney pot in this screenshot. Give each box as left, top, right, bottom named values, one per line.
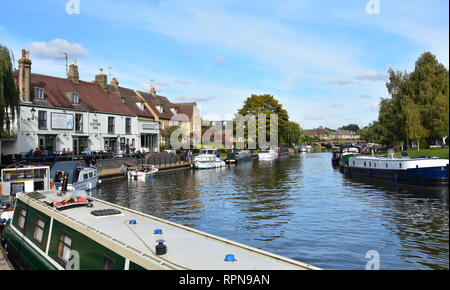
left=21, top=49, right=26, bottom=58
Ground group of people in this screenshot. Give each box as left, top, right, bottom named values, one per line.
left=26, top=148, right=72, bottom=158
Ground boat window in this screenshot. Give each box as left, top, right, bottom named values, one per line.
left=399, top=163, right=402, bottom=168
left=200, top=150, right=207, bottom=155
left=84, top=173, right=89, bottom=180
left=102, top=255, right=115, bottom=270
left=2, top=169, right=33, bottom=182
left=207, top=150, right=215, bottom=155
left=374, top=163, right=376, bottom=168
left=89, top=172, right=93, bottom=178
left=352, top=161, right=355, bottom=165
left=369, top=162, right=371, bottom=167
left=364, top=162, right=366, bottom=167
left=57, top=231, right=73, bottom=263
left=33, top=216, right=45, bottom=244
left=386, top=163, right=388, bottom=168
left=17, top=207, right=27, bottom=230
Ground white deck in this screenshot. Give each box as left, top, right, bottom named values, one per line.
left=18, top=190, right=319, bottom=270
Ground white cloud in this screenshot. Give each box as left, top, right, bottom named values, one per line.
left=215, top=56, right=226, bottom=63
left=326, top=78, right=354, bottom=85
left=175, top=95, right=214, bottom=102
left=27, top=39, right=89, bottom=59
left=140, top=80, right=170, bottom=93
left=355, top=71, right=388, bottom=81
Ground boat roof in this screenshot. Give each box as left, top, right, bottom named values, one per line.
left=17, top=190, right=319, bottom=270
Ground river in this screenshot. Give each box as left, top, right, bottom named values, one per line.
left=92, top=152, right=449, bottom=270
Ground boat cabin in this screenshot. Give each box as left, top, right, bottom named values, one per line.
left=1, top=166, right=50, bottom=197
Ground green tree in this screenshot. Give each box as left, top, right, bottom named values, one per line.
left=339, top=124, right=360, bottom=132
left=0, top=44, right=20, bottom=139
left=236, top=94, right=289, bottom=148
left=403, top=99, right=428, bottom=150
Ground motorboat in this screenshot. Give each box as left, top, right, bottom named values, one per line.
left=193, top=149, right=225, bottom=169
left=50, top=161, right=98, bottom=191
left=258, top=148, right=278, bottom=161
left=128, top=164, right=158, bottom=180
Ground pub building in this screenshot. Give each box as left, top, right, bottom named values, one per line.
left=1, top=49, right=160, bottom=157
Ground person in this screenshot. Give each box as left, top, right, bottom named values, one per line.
left=34, top=147, right=42, bottom=156
left=61, top=148, right=67, bottom=156
left=125, top=141, right=130, bottom=158
left=26, top=149, right=33, bottom=158
left=90, top=155, right=97, bottom=168
left=42, top=149, right=48, bottom=157
left=120, top=163, right=127, bottom=175
left=83, top=147, right=92, bottom=156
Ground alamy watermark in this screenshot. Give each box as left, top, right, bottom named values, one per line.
left=365, top=250, right=380, bottom=270
left=168, top=113, right=279, bottom=150
left=365, top=0, right=380, bottom=15
left=66, top=0, right=80, bottom=15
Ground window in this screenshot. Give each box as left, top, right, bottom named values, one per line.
left=125, top=118, right=131, bottom=135
left=75, top=114, right=83, bottom=132
left=57, top=231, right=72, bottom=263
left=71, top=93, right=80, bottom=104
left=108, top=117, right=115, bottom=134
left=399, top=163, right=402, bottom=168
left=84, top=173, right=88, bottom=180
left=386, top=163, right=388, bottom=168
left=38, top=111, right=47, bottom=130
left=156, top=105, right=163, bottom=113
left=374, top=162, right=376, bottom=168
left=17, top=208, right=27, bottom=230
left=89, top=172, right=93, bottom=178
left=33, top=217, right=45, bottom=243
left=35, top=87, right=45, bottom=100
left=102, top=255, right=115, bottom=270
left=364, top=161, right=366, bottom=167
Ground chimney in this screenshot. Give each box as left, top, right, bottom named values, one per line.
left=95, top=68, right=108, bottom=91
left=110, top=77, right=119, bottom=89
left=18, top=49, right=32, bottom=102
left=150, top=87, right=156, bottom=96
left=68, top=59, right=79, bottom=83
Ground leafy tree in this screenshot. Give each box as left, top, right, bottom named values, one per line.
left=339, top=124, right=360, bottom=132
left=236, top=94, right=289, bottom=148
left=0, top=44, right=20, bottom=139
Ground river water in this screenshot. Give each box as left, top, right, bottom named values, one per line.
left=92, top=152, right=449, bottom=270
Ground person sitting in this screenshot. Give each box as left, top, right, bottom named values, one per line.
left=60, top=148, right=67, bottom=156
left=26, top=149, right=33, bottom=158
left=33, top=148, right=42, bottom=157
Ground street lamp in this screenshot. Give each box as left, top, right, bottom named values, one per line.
left=30, top=107, right=36, bottom=120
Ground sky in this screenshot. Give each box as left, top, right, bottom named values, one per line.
left=0, top=0, right=448, bottom=129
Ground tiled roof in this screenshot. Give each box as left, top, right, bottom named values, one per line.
left=107, top=85, right=154, bottom=119
left=137, top=91, right=174, bottom=120
left=23, top=73, right=135, bottom=116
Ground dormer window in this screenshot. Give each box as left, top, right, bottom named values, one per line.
left=136, top=101, right=145, bottom=110
left=156, top=105, right=163, bottom=113
left=71, top=93, right=80, bottom=104
left=170, top=107, right=177, bottom=114
left=34, top=87, right=45, bottom=100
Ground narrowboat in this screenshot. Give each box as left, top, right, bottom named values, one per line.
left=193, top=149, right=226, bottom=169
left=226, top=149, right=253, bottom=164
left=50, top=161, right=98, bottom=191
left=278, top=147, right=291, bottom=158
left=1, top=165, right=51, bottom=222
left=345, top=154, right=449, bottom=186
left=0, top=189, right=320, bottom=270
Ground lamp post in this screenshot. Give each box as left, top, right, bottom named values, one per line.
left=30, top=107, right=36, bottom=120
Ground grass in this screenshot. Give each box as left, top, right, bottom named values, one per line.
left=376, top=148, right=449, bottom=159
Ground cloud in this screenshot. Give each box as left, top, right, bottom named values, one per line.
left=360, top=94, right=372, bottom=99
left=175, top=95, right=214, bottom=102
left=174, top=79, right=191, bottom=85
left=183, top=50, right=198, bottom=55
left=140, top=80, right=170, bottom=93
left=215, top=56, right=226, bottom=63
left=27, top=39, right=89, bottom=59
left=355, top=70, right=388, bottom=81
left=326, top=78, right=354, bottom=85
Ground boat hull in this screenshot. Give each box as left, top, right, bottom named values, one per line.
left=194, top=161, right=225, bottom=169
left=345, top=165, right=449, bottom=186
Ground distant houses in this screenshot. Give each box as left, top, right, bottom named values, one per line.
left=302, top=126, right=360, bottom=143
left=1, top=49, right=201, bottom=157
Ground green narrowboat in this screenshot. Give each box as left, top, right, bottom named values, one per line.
left=1, top=190, right=320, bottom=270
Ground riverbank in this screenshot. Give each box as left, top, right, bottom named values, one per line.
left=99, top=161, right=193, bottom=180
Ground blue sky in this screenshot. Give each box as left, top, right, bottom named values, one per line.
left=1, top=0, right=448, bottom=129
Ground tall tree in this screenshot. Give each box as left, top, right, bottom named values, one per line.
left=0, top=44, right=20, bottom=139
left=236, top=94, right=289, bottom=148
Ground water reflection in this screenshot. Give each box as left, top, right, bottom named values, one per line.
left=93, top=152, right=448, bottom=270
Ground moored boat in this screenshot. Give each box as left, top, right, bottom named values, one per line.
left=128, top=164, right=158, bottom=180
left=193, top=149, right=225, bottom=169
left=1, top=189, right=320, bottom=270
left=226, top=149, right=253, bottom=164
left=345, top=154, right=449, bottom=186
left=50, top=161, right=98, bottom=191
left=258, top=148, right=278, bottom=161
